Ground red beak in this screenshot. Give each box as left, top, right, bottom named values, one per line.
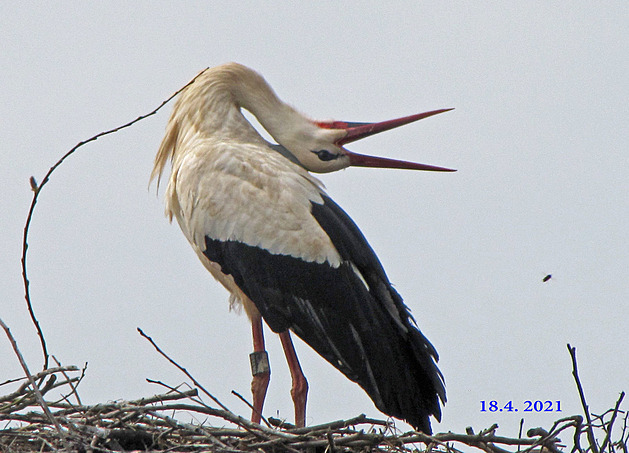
left=318, top=108, right=456, bottom=172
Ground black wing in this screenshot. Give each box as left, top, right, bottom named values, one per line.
left=203, top=194, right=445, bottom=433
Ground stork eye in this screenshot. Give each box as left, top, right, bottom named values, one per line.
left=312, top=149, right=339, bottom=161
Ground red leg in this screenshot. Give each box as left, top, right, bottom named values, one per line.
left=250, top=314, right=270, bottom=424
left=279, top=330, right=308, bottom=427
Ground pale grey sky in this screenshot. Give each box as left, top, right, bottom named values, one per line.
left=1, top=2, right=627, bottom=435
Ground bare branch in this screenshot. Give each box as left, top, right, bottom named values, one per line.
left=568, top=343, right=600, bottom=453
left=0, top=317, right=68, bottom=447
left=51, top=355, right=84, bottom=408
left=137, top=327, right=231, bottom=413
left=20, top=68, right=209, bottom=370
left=232, top=389, right=272, bottom=428
left=601, top=392, right=626, bottom=453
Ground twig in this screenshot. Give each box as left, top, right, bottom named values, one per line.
left=231, top=389, right=272, bottom=428
left=571, top=415, right=585, bottom=453
left=137, top=327, right=231, bottom=413
left=620, top=411, right=629, bottom=453
left=133, top=387, right=199, bottom=405
left=287, top=413, right=389, bottom=435
left=326, top=430, right=337, bottom=453
left=400, top=430, right=559, bottom=449
left=146, top=410, right=232, bottom=449
left=0, top=365, right=78, bottom=394
left=145, top=378, right=202, bottom=403
left=51, top=355, right=84, bottom=408
left=601, top=392, right=625, bottom=453
left=0, top=317, right=69, bottom=447
left=568, top=343, right=600, bottom=453
left=20, top=67, right=209, bottom=371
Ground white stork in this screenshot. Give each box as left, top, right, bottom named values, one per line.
left=151, top=63, right=454, bottom=433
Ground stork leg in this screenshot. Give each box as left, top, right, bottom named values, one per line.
left=249, top=314, right=270, bottom=424
left=279, top=330, right=308, bottom=427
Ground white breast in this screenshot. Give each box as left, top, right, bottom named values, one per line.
left=165, top=136, right=343, bottom=269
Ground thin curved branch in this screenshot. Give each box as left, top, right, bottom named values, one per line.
left=20, top=68, right=209, bottom=370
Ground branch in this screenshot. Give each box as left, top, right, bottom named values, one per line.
left=232, top=389, right=272, bottom=428
left=21, top=68, right=209, bottom=370
left=51, top=355, right=85, bottom=407
left=567, top=343, right=599, bottom=453
left=600, top=391, right=625, bottom=453
left=137, top=327, right=231, bottom=413
left=0, top=318, right=69, bottom=447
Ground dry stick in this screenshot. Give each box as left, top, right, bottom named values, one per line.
left=231, top=389, right=272, bottom=428
left=52, top=355, right=84, bottom=407
left=326, top=430, right=337, bottom=453
left=49, top=388, right=198, bottom=417
left=20, top=68, right=209, bottom=371
left=114, top=402, right=297, bottom=440
left=0, top=318, right=69, bottom=448
left=145, top=378, right=201, bottom=402
left=525, top=428, right=564, bottom=453
left=567, top=344, right=600, bottom=453
left=130, top=387, right=199, bottom=406
left=145, top=410, right=231, bottom=450
left=600, top=391, right=625, bottom=453
left=137, top=327, right=231, bottom=413
left=401, top=431, right=556, bottom=449
left=144, top=378, right=218, bottom=416
left=542, top=415, right=586, bottom=447
left=620, top=411, right=629, bottom=453
left=0, top=365, right=78, bottom=393
left=287, top=414, right=389, bottom=435
left=570, top=415, right=586, bottom=453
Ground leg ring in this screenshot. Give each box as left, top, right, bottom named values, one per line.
left=250, top=350, right=270, bottom=376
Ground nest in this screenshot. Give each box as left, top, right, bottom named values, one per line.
left=1, top=364, right=626, bottom=453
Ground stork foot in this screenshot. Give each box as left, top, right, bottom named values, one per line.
left=290, top=370, right=308, bottom=428
left=279, top=331, right=308, bottom=427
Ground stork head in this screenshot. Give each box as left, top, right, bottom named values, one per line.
left=279, top=109, right=456, bottom=173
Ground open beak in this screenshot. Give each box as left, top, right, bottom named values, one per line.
left=321, top=108, right=456, bottom=172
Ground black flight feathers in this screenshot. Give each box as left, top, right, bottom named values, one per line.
left=202, top=194, right=445, bottom=433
